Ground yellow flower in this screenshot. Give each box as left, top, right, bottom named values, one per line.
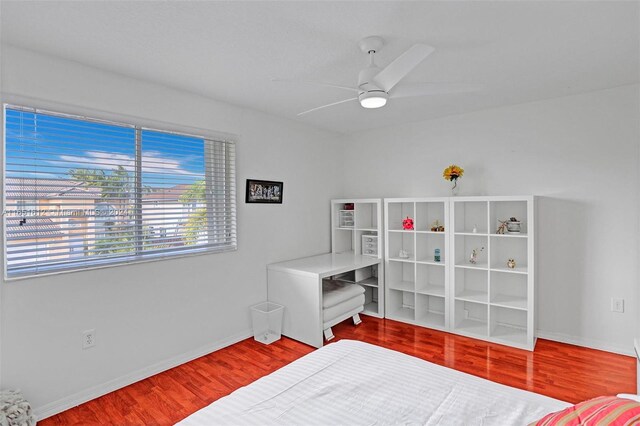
left=443, top=165, right=464, bottom=181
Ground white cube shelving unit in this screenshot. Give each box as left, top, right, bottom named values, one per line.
left=384, top=195, right=536, bottom=351
left=331, top=199, right=384, bottom=318
left=384, top=198, right=449, bottom=331
left=451, top=196, right=535, bottom=350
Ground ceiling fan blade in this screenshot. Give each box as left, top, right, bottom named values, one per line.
left=297, top=97, right=358, bottom=116
left=273, top=79, right=360, bottom=93
left=391, top=82, right=484, bottom=98
left=372, top=44, right=435, bottom=92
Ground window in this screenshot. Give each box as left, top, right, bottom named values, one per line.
left=4, top=105, right=236, bottom=278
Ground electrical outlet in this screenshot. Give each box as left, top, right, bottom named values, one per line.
left=82, top=329, right=96, bottom=349
left=611, top=298, right=624, bottom=313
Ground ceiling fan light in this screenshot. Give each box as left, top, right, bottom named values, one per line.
left=360, top=96, right=387, bottom=109
left=359, top=91, right=388, bottom=109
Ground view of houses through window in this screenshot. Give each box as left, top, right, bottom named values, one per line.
left=4, top=106, right=236, bottom=277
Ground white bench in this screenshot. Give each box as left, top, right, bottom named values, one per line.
left=322, top=280, right=365, bottom=341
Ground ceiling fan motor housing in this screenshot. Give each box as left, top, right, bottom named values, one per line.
left=358, top=66, right=383, bottom=92
left=358, top=65, right=388, bottom=108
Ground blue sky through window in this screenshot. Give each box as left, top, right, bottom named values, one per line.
left=5, top=108, right=204, bottom=188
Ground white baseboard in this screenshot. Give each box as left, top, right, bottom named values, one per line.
left=33, top=329, right=253, bottom=421
left=537, top=330, right=634, bottom=357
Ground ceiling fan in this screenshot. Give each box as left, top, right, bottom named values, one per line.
left=276, top=36, right=482, bottom=116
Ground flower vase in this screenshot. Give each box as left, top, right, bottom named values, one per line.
left=451, top=179, right=460, bottom=196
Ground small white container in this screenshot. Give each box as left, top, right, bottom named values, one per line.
left=250, top=302, right=284, bottom=344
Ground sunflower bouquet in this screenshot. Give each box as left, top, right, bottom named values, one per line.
left=443, top=164, right=464, bottom=190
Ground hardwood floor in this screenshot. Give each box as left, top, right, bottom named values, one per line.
left=40, top=317, right=636, bottom=425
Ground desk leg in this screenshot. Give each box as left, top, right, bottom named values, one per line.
left=267, top=270, right=323, bottom=348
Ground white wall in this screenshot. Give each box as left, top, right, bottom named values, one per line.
left=341, top=84, right=640, bottom=355
left=0, top=46, right=344, bottom=417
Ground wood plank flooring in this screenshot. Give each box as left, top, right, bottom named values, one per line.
left=40, top=317, right=636, bottom=425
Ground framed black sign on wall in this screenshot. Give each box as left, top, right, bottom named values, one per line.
left=245, top=179, right=283, bottom=204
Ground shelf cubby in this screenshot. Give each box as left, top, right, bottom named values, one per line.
left=454, top=299, right=488, bottom=336
left=454, top=201, right=488, bottom=234
left=416, top=263, right=445, bottom=297
left=416, top=294, right=446, bottom=329
left=364, top=301, right=378, bottom=314
left=332, top=265, right=377, bottom=285
left=415, top=201, right=446, bottom=232
left=454, top=234, right=488, bottom=268
left=387, top=260, right=415, bottom=292
left=355, top=202, right=378, bottom=230
left=490, top=305, right=528, bottom=346
left=490, top=271, right=527, bottom=310
left=489, top=200, right=528, bottom=236
left=362, top=286, right=379, bottom=316
left=387, top=202, right=415, bottom=231
left=387, top=289, right=415, bottom=321
left=357, top=230, right=379, bottom=257
left=490, top=236, right=527, bottom=273
left=358, top=265, right=380, bottom=316
left=387, top=231, right=415, bottom=262
left=416, top=232, right=446, bottom=265
left=338, top=210, right=355, bottom=228
left=454, top=267, right=488, bottom=304
left=332, top=228, right=353, bottom=254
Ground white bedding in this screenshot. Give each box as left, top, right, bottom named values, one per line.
left=178, top=340, right=569, bottom=426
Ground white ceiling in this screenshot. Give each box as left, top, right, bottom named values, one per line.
left=1, top=1, right=638, bottom=134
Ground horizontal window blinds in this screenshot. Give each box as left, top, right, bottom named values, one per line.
left=4, top=105, right=237, bottom=278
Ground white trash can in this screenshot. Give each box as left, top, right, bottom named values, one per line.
left=250, top=302, right=284, bottom=344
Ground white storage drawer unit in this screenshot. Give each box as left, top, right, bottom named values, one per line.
left=362, top=234, right=379, bottom=257
left=338, top=210, right=355, bottom=228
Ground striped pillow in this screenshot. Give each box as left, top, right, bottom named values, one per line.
left=531, top=396, right=640, bottom=425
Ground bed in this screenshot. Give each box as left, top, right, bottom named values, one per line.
left=178, top=340, right=570, bottom=425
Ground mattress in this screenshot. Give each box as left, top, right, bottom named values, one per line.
left=177, top=340, right=570, bottom=426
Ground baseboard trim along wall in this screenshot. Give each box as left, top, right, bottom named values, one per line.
left=537, top=330, right=635, bottom=357
left=33, top=329, right=253, bottom=421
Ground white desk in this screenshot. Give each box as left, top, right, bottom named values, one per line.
left=267, top=252, right=381, bottom=348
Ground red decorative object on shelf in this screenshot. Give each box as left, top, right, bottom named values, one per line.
left=402, top=216, right=414, bottom=230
